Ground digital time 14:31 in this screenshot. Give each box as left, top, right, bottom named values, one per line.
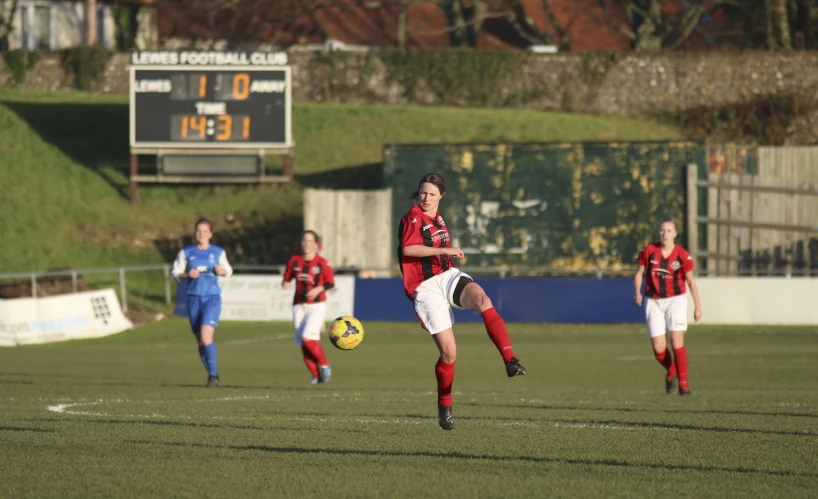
left=166, top=71, right=285, bottom=143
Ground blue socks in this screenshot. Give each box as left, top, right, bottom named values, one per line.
left=199, top=343, right=218, bottom=376
left=198, top=345, right=207, bottom=369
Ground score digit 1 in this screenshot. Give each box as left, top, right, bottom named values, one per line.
left=199, top=75, right=207, bottom=98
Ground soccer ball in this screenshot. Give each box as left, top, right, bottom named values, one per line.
left=329, top=316, right=364, bottom=351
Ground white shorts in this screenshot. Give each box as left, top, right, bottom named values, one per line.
left=293, top=302, right=327, bottom=346
left=645, top=295, right=688, bottom=338
left=413, top=268, right=473, bottom=335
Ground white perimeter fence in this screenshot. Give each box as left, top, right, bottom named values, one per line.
left=0, top=265, right=655, bottom=313
left=0, top=265, right=815, bottom=318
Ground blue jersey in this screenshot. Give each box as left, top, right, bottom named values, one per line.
left=172, top=244, right=233, bottom=296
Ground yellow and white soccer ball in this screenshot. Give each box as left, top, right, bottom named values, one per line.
left=329, top=316, right=364, bottom=351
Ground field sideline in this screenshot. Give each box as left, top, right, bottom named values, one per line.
left=1, top=319, right=816, bottom=497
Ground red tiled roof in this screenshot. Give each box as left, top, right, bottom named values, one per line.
left=155, top=0, right=725, bottom=51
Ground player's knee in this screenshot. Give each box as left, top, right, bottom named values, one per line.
left=438, top=340, right=457, bottom=363
left=464, top=286, right=492, bottom=312
left=650, top=338, right=667, bottom=354
left=669, top=334, right=685, bottom=349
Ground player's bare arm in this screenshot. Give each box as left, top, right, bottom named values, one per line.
left=685, top=270, right=703, bottom=322
left=213, top=265, right=227, bottom=276
left=306, top=286, right=325, bottom=300
left=633, top=265, right=645, bottom=306
left=403, top=245, right=463, bottom=259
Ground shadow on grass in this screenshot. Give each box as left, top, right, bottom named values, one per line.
left=480, top=402, right=818, bottom=420
left=125, top=439, right=818, bottom=478
left=0, top=100, right=131, bottom=200
left=294, top=163, right=383, bottom=190
left=153, top=214, right=303, bottom=265
left=0, top=372, right=338, bottom=391
left=0, top=426, right=55, bottom=433
left=400, top=411, right=818, bottom=438
left=0, top=380, right=35, bottom=385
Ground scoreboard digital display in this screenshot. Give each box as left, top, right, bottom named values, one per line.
left=129, top=63, right=291, bottom=149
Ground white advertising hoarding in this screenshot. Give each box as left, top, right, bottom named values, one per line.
left=220, top=275, right=355, bottom=321
left=689, top=278, right=818, bottom=325
left=0, top=289, right=133, bottom=347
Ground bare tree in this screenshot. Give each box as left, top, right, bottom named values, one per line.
left=596, top=0, right=705, bottom=51
left=397, top=0, right=408, bottom=48
left=0, top=0, right=21, bottom=51
left=539, top=0, right=572, bottom=50
left=420, top=0, right=570, bottom=48
left=163, top=0, right=388, bottom=48
left=85, top=0, right=97, bottom=45
left=501, top=0, right=572, bottom=48
left=771, top=0, right=792, bottom=49
left=160, top=0, right=569, bottom=50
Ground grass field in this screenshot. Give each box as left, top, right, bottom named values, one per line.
left=1, top=320, right=816, bottom=497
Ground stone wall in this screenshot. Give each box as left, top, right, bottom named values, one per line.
left=1, top=50, right=817, bottom=116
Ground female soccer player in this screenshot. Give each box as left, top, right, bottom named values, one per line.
left=172, top=218, right=233, bottom=388
left=282, top=230, right=335, bottom=385
left=398, top=172, right=526, bottom=431
left=634, top=216, right=702, bottom=396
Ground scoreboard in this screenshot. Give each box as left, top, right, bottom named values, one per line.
left=129, top=56, right=291, bottom=149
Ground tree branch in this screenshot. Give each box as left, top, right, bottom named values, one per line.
left=665, top=0, right=704, bottom=49
left=540, top=0, right=570, bottom=49
left=622, top=0, right=651, bottom=22
left=0, top=0, right=21, bottom=42
left=596, top=0, right=636, bottom=40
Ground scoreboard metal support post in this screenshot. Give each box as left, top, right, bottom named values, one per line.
left=130, top=154, right=138, bottom=204
left=128, top=52, right=294, bottom=204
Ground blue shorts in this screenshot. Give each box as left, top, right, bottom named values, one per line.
left=187, top=294, right=222, bottom=333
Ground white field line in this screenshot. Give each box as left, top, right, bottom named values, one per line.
left=43, top=397, right=672, bottom=431
left=224, top=334, right=292, bottom=345
left=47, top=401, right=172, bottom=418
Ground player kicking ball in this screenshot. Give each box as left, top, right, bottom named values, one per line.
left=634, top=216, right=703, bottom=396
left=172, top=218, right=233, bottom=388
left=397, top=173, right=526, bottom=431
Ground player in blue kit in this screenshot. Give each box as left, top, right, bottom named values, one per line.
left=172, top=218, right=233, bottom=387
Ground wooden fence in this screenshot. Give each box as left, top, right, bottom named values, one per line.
left=303, top=189, right=392, bottom=275
left=688, top=147, right=818, bottom=276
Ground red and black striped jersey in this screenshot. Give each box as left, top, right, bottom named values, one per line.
left=282, top=254, right=335, bottom=304
left=638, top=242, right=694, bottom=298
left=397, top=204, right=454, bottom=299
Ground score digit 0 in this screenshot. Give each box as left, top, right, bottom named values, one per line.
left=233, top=73, right=250, bottom=100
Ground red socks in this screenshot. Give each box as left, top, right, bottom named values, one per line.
left=481, top=307, right=515, bottom=363
left=673, top=346, right=689, bottom=389
left=435, top=359, right=455, bottom=407
left=302, top=340, right=329, bottom=378
left=654, top=348, right=677, bottom=380
left=301, top=345, right=319, bottom=378
left=302, top=340, right=329, bottom=367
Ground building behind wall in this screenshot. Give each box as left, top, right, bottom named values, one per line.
left=1, top=0, right=157, bottom=51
